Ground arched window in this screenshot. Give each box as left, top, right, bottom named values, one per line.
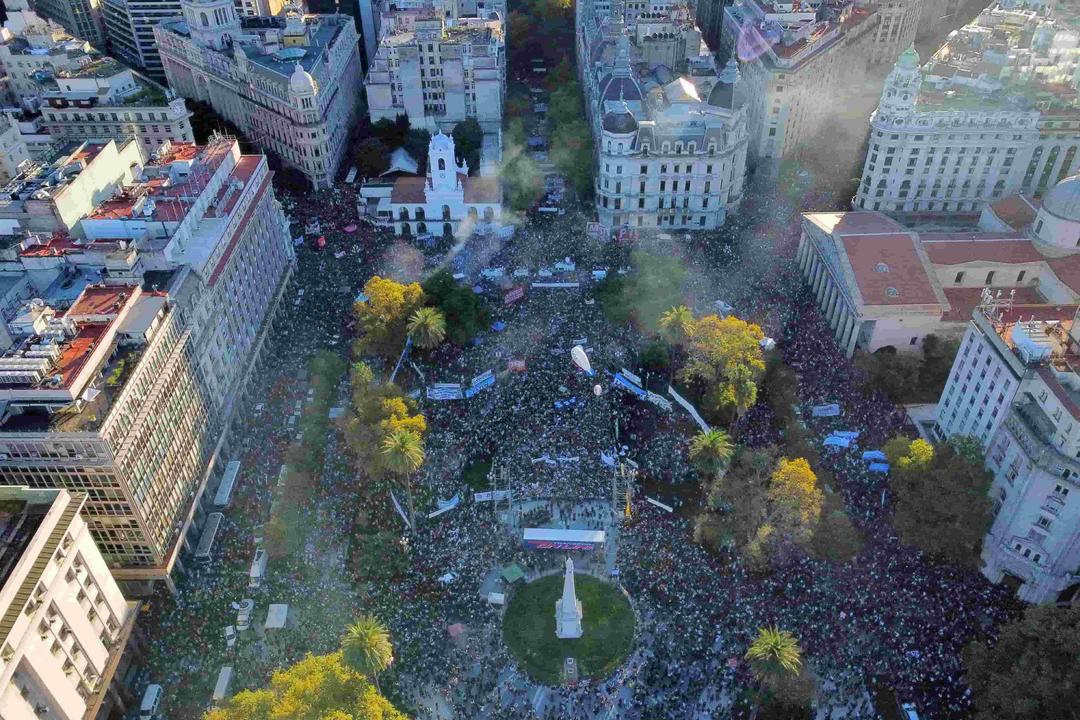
left=443, top=222, right=453, bottom=237
left=415, top=207, right=425, bottom=220
left=417, top=222, right=428, bottom=234
left=467, top=207, right=478, bottom=221
left=399, top=208, right=410, bottom=220
left=200, top=12, right=209, bottom=26
left=401, top=223, right=412, bottom=237
left=442, top=205, right=451, bottom=220
left=438, top=158, right=446, bottom=170
left=483, top=207, right=494, bottom=221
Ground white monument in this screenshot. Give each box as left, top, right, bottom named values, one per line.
left=555, top=557, right=584, bottom=639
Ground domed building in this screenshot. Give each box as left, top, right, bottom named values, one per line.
left=577, top=9, right=748, bottom=232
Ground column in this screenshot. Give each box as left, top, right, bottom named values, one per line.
left=845, top=316, right=860, bottom=357
left=828, top=290, right=842, bottom=330
left=816, top=268, right=830, bottom=305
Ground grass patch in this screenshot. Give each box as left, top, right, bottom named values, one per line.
left=502, top=574, right=634, bottom=685
left=461, top=459, right=493, bottom=492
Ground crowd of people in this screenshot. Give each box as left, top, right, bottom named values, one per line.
left=138, top=176, right=1021, bottom=720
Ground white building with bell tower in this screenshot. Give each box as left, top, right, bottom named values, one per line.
left=155, top=0, right=363, bottom=189
left=386, top=132, right=502, bottom=237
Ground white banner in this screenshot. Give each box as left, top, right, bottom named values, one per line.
left=389, top=489, right=413, bottom=529
left=668, top=386, right=710, bottom=432
left=474, top=490, right=510, bottom=503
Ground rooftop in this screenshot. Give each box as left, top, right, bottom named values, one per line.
left=840, top=232, right=940, bottom=307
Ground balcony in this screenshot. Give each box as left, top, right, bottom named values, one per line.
left=1006, top=404, right=1080, bottom=478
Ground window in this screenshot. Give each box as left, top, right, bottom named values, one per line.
left=1037, top=515, right=1053, bottom=529
left=955, top=271, right=965, bottom=284
left=1018, top=270, right=1026, bottom=282
left=986, top=271, right=995, bottom=285
left=910, top=337, right=918, bottom=345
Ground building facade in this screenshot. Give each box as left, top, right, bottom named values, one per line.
left=101, top=0, right=183, bottom=82
left=856, top=5, right=1080, bottom=216
left=365, top=10, right=506, bottom=134
left=0, top=487, right=139, bottom=720
left=0, top=9, right=194, bottom=157
left=719, top=0, right=880, bottom=171
left=156, top=0, right=363, bottom=189
left=384, top=132, right=501, bottom=236
left=0, top=138, right=295, bottom=592
left=30, top=0, right=107, bottom=47
left=578, top=0, right=748, bottom=230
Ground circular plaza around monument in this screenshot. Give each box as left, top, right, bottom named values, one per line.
left=502, top=571, right=636, bottom=685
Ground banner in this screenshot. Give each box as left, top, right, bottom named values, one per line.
left=645, top=391, right=673, bottom=412
left=613, top=373, right=648, bottom=399
left=427, top=383, right=463, bottom=400
left=504, top=286, right=526, bottom=305
left=389, top=489, right=412, bottom=529
left=668, top=386, right=710, bottom=432
left=646, top=497, right=674, bottom=513
left=474, top=490, right=510, bottom=503
left=811, top=404, right=841, bottom=418
left=531, top=282, right=580, bottom=288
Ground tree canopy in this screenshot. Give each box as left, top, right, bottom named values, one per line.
left=678, top=314, right=766, bottom=419
left=964, top=605, right=1080, bottom=720
left=353, top=277, right=425, bottom=358
left=889, top=437, right=993, bottom=568
left=203, top=652, right=407, bottom=720
left=596, top=251, right=687, bottom=331
left=421, top=270, right=491, bottom=345
left=452, top=117, right=483, bottom=175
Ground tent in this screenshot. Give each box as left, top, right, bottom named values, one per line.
left=868, top=462, right=890, bottom=474
left=487, top=592, right=505, bottom=605
left=862, top=450, right=887, bottom=462
left=264, top=604, right=289, bottom=631
left=823, top=436, right=851, bottom=448
left=501, top=564, right=525, bottom=584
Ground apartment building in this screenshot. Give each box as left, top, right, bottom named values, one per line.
left=855, top=5, right=1080, bottom=215
left=101, top=0, right=183, bottom=82
left=30, top=0, right=108, bottom=47
left=0, top=137, right=295, bottom=593
left=0, top=487, right=139, bottom=719
left=0, top=114, right=32, bottom=185
left=934, top=302, right=1080, bottom=604
left=720, top=0, right=880, bottom=171
left=0, top=10, right=194, bottom=157
left=577, top=0, right=748, bottom=230
left=365, top=10, right=506, bottom=134
left=0, top=139, right=145, bottom=234
left=865, top=0, right=920, bottom=66
left=156, top=0, right=363, bottom=189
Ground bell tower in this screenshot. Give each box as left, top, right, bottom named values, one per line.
left=879, top=45, right=921, bottom=115
left=182, top=0, right=241, bottom=51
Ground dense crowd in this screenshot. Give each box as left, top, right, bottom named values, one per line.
left=139, top=179, right=1021, bottom=720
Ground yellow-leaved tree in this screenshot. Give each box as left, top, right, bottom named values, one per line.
left=677, top=314, right=766, bottom=420
left=353, top=276, right=425, bottom=359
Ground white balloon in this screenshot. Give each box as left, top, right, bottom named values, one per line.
left=571, top=345, right=591, bottom=373
left=593, top=384, right=602, bottom=396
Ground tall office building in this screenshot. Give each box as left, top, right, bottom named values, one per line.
left=102, top=0, right=183, bottom=81
left=29, top=0, right=107, bottom=47
left=0, top=137, right=295, bottom=593
left=156, top=0, right=363, bottom=188
left=0, top=487, right=139, bottom=719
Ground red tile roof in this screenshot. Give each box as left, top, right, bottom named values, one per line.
left=391, top=177, right=427, bottom=204
left=56, top=322, right=109, bottom=387
left=64, top=285, right=136, bottom=319
left=987, top=195, right=1040, bottom=230
left=840, top=233, right=939, bottom=306
left=920, top=234, right=1043, bottom=264
left=463, top=177, right=500, bottom=204
left=1047, top=255, right=1080, bottom=294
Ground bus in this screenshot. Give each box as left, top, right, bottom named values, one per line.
left=195, top=512, right=224, bottom=564
left=213, top=460, right=240, bottom=508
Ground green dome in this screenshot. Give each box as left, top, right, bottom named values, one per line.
left=897, top=44, right=920, bottom=70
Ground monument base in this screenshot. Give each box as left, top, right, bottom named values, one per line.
left=555, top=598, right=583, bottom=638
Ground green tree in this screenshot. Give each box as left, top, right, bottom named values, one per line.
left=918, top=334, right=960, bottom=398
left=964, top=605, right=1080, bottom=720
left=808, top=491, right=863, bottom=564
left=341, top=615, right=394, bottom=692
left=890, top=440, right=993, bottom=568
left=688, top=428, right=734, bottom=480
left=883, top=436, right=934, bottom=472
left=403, top=128, right=432, bottom=174
left=421, top=270, right=491, bottom=345
left=678, top=314, right=766, bottom=419
left=354, top=137, right=390, bottom=178
left=855, top=347, right=922, bottom=403
left=406, top=306, right=447, bottom=349
left=353, top=276, right=425, bottom=358
left=380, top=428, right=425, bottom=527
left=745, top=627, right=812, bottom=720
left=659, top=305, right=696, bottom=346
left=203, top=651, right=406, bottom=720
left=638, top=338, right=670, bottom=373
left=452, top=117, right=484, bottom=175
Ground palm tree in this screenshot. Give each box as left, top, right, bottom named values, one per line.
left=407, top=307, right=446, bottom=349
left=380, top=428, right=425, bottom=528
left=341, top=614, right=393, bottom=692
left=688, top=428, right=734, bottom=480
left=745, top=626, right=802, bottom=720
left=658, top=305, right=695, bottom=346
